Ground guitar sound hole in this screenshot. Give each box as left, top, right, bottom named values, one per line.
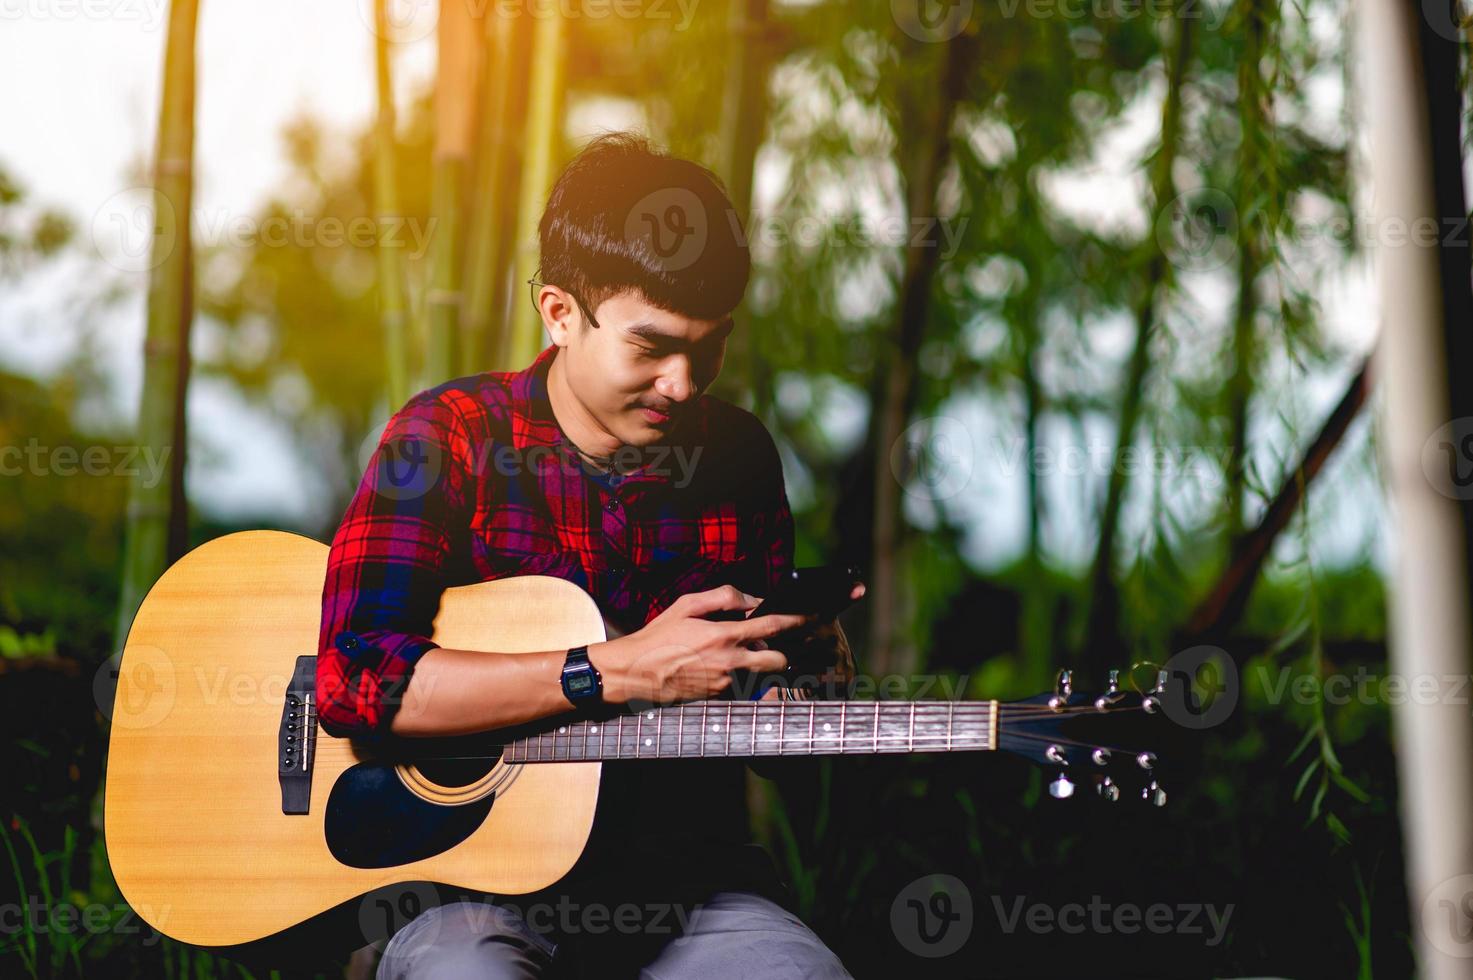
left=413, top=756, right=497, bottom=788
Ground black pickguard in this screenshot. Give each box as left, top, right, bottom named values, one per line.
left=324, top=761, right=496, bottom=869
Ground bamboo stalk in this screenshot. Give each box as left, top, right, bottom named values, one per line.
left=1359, top=0, right=1473, bottom=975
left=373, top=0, right=411, bottom=409
left=115, top=0, right=198, bottom=646
left=425, top=0, right=481, bottom=384
left=461, top=11, right=524, bottom=376
left=504, top=11, right=568, bottom=372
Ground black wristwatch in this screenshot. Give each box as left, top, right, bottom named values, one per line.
left=560, top=645, right=603, bottom=711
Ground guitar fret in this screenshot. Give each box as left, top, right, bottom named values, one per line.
left=725, top=703, right=732, bottom=756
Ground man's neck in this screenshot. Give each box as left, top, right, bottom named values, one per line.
left=546, top=351, right=622, bottom=460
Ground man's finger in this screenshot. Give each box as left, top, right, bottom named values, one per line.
left=736, top=648, right=788, bottom=674
left=731, top=612, right=810, bottom=643
left=682, top=585, right=755, bottom=617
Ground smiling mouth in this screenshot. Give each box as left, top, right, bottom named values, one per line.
left=640, top=406, right=674, bottom=425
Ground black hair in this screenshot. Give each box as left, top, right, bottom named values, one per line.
left=537, top=132, right=750, bottom=322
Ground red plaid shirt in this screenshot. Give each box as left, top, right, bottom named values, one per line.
left=316, top=345, right=795, bottom=737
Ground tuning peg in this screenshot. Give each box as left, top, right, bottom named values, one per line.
left=1097, top=776, right=1120, bottom=802
left=1094, top=669, right=1124, bottom=710
left=1141, top=780, right=1167, bottom=807
left=1142, top=669, right=1168, bottom=713
left=1045, top=744, right=1068, bottom=765
left=1048, top=669, right=1072, bottom=711
left=1092, top=748, right=1111, bottom=766
left=1136, top=751, right=1156, bottom=771
left=1049, top=771, right=1075, bottom=799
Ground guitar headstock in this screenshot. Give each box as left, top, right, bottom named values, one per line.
left=997, top=669, right=1170, bottom=806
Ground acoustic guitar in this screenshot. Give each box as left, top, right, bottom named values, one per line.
left=102, top=530, right=1168, bottom=950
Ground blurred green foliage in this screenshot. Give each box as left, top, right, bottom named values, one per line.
left=0, top=0, right=1428, bottom=975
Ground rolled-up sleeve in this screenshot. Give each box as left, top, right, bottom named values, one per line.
left=316, top=391, right=474, bottom=739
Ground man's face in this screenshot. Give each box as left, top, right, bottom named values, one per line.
left=546, top=288, right=732, bottom=447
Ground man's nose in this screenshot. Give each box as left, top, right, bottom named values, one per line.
left=655, top=357, right=694, bottom=403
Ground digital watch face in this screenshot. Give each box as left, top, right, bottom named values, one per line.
left=567, top=672, right=594, bottom=695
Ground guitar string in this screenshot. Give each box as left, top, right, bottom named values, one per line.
left=368, top=702, right=1149, bottom=761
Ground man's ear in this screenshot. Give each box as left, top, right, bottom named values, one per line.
left=537, top=285, right=578, bottom=345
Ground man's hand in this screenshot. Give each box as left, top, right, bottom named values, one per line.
left=589, top=585, right=810, bottom=705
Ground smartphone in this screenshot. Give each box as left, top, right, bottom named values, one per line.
left=749, top=565, right=864, bottom=620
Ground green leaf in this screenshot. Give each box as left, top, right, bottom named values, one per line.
left=1293, top=758, right=1320, bottom=800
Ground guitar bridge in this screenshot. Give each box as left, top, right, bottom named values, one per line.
left=278, top=656, right=317, bottom=814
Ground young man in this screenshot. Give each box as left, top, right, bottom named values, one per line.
left=317, top=133, right=857, bottom=978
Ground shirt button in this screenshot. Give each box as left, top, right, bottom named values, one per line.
left=605, top=497, right=620, bottom=511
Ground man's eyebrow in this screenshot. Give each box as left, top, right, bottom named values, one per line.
left=626, top=319, right=735, bottom=343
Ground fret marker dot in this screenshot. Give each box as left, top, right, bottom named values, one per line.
left=558, top=726, right=567, bottom=733
left=823, top=723, right=832, bottom=732
left=712, top=724, right=720, bottom=732
left=590, top=727, right=598, bottom=734
left=646, top=711, right=655, bottom=719
left=644, top=738, right=652, bottom=746
left=764, top=724, right=772, bottom=731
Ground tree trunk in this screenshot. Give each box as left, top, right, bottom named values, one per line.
left=1079, top=9, right=1195, bottom=675
left=861, top=30, right=978, bottom=680
left=504, top=12, right=569, bottom=372
left=1359, top=1, right=1473, bottom=976
left=115, top=0, right=198, bottom=646
left=425, top=0, right=481, bottom=384
left=373, top=0, right=411, bottom=409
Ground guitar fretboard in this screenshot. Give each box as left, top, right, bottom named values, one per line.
left=502, top=700, right=998, bottom=762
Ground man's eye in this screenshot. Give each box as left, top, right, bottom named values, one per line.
left=634, top=346, right=660, bottom=358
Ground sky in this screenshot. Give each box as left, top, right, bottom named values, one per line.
left=0, top=1, right=1385, bottom=571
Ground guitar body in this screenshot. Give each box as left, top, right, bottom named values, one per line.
left=104, top=530, right=603, bottom=948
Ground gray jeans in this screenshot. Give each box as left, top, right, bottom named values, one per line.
left=376, top=892, right=851, bottom=979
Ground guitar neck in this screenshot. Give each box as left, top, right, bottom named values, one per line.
left=502, top=700, right=998, bottom=762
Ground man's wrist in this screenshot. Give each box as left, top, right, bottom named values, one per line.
left=587, top=637, right=632, bottom=705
